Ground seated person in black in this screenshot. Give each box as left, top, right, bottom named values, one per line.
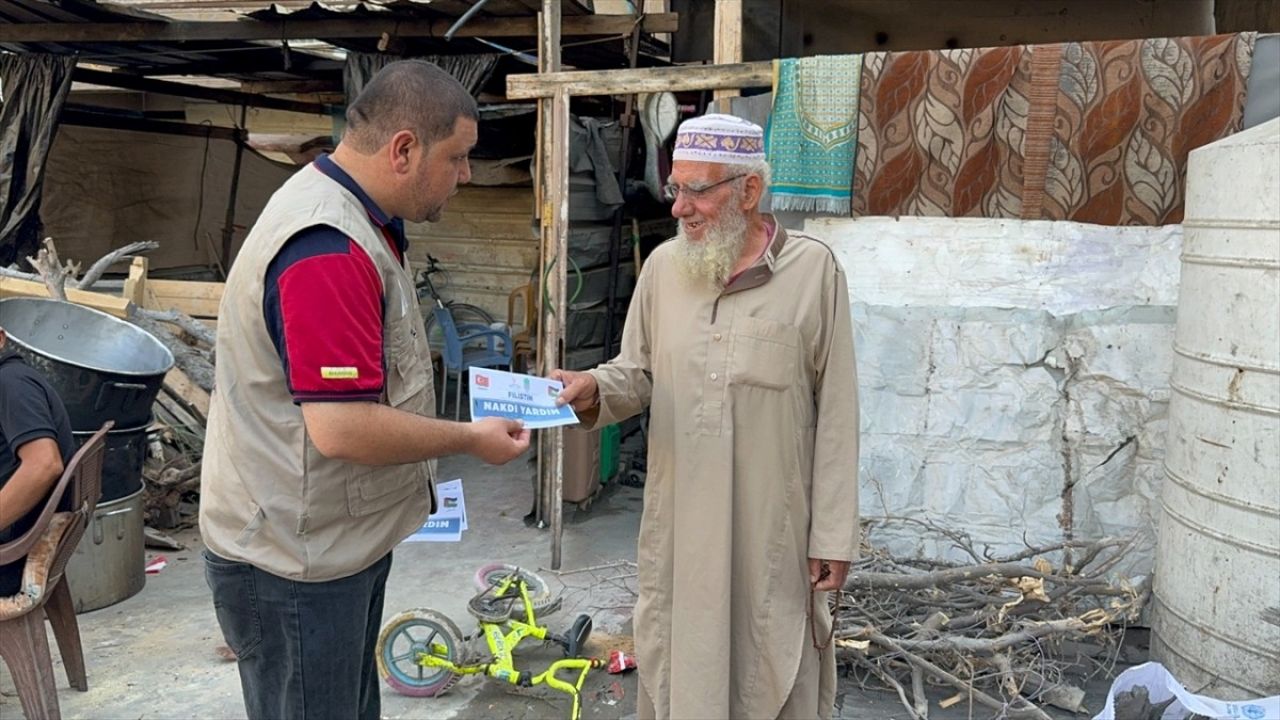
left=0, top=325, right=77, bottom=596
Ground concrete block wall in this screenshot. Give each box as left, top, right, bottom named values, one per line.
left=809, top=216, right=1182, bottom=576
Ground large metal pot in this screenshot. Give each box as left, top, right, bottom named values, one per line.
left=73, top=420, right=150, bottom=504
left=63, top=488, right=146, bottom=613
left=0, top=297, right=174, bottom=430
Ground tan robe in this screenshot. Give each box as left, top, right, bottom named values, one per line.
left=584, top=219, right=860, bottom=719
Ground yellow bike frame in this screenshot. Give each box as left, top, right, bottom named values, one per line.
left=416, top=573, right=601, bottom=720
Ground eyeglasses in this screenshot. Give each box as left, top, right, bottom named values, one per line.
left=661, top=174, right=747, bottom=203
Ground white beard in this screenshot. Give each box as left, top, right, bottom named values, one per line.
left=671, top=204, right=750, bottom=290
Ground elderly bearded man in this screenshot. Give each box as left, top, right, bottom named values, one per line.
left=553, top=114, right=860, bottom=719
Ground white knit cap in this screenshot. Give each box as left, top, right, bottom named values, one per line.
left=672, top=113, right=765, bottom=165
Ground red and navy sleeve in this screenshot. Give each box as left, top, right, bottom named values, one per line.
left=264, top=227, right=386, bottom=403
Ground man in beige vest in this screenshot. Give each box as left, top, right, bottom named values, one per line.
left=199, top=60, right=530, bottom=720
left=554, top=115, right=860, bottom=719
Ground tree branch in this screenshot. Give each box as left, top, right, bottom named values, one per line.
left=76, top=241, right=159, bottom=290
left=846, top=562, right=1100, bottom=591
left=25, top=238, right=78, bottom=300
left=861, top=629, right=1054, bottom=720
left=845, top=650, right=925, bottom=720
left=0, top=265, right=41, bottom=282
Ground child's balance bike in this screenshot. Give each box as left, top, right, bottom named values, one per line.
left=376, top=563, right=601, bottom=720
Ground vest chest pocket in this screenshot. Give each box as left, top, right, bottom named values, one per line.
left=729, top=316, right=800, bottom=390
left=385, top=323, right=433, bottom=411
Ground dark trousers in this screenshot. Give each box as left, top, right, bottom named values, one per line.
left=204, top=549, right=393, bottom=720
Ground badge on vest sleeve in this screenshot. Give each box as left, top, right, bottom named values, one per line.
left=321, top=366, right=360, bottom=379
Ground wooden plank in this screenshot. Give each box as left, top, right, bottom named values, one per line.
left=72, top=68, right=333, bottom=117
left=713, top=0, right=743, bottom=102
left=0, top=277, right=131, bottom=318
left=416, top=214, right=537, bottom=241
left=163, top=367, right=210, bottom=421
left=155, top=390, right=204, bottom=435
left=0, top=13, right=679, bottom=43
left=507, top=61, right=772, bottom=99
left=147, top=280, right=225, bottom=318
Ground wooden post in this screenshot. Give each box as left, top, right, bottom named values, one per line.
left=547, top=88, right=570, bottom=571
left=535, top=0, right=567, bottom=569
left=122, top=256, right=149, bottom=306
left=714, top=0, right=744, bottom=103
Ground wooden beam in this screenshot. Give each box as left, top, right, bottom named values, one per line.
left=506, top=61, right=772, bottom=99
left=147, top=279, right=225, bottom=318
left=61, top=106, right=244, bottom=141
left=0, top=277, right=132, bottom=318
left=72, top=68, right=334, bottom=116
left=0, top=13, right=679, bottom=44
left=240, top=79, right=341, bottom=95
left=713, top=0, right=743, bottom=102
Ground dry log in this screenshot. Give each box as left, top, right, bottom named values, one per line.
left=129, top=312, right=215, bottom=393
left=155, top=463, right=201, bottom=488
left=132, top=307, right=216, bottom=349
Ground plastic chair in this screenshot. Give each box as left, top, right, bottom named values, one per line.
left=434, top=307, right=513, bottom=420
left=506, top=282, right=537, bottom=374
left=0, top=422, right=111, bottom=720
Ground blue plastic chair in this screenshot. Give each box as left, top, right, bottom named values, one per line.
left=434, top=306, right=513, bottom=420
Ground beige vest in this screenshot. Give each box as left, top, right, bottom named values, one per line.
left=199, top=164, right=437, bottom=581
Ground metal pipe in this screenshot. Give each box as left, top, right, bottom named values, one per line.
left=444, top=0, right=495, bottom=40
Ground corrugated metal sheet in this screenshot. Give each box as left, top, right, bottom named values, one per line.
left=0, top=0, right=325, bottom=80
left=242, top=1, right=666, bottom=67
left=2, top=0, right=665, bottom=81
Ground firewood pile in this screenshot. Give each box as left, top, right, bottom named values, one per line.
left=835, top=517, right=1149, bottom=720
left=144, top=408, right=205, bottom=529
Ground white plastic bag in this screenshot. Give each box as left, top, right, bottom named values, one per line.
left=1094, top=662, right=1279, bottom=720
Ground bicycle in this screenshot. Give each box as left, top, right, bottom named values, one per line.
left=376, top=563, right=601, bottom=720
left=416, top=254, right=496, bottom=346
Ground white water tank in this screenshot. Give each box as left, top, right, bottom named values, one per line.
left=1152, top=118, right=1280, bottom=696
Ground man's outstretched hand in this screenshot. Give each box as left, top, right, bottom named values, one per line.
left=468, top=417, right=531, bottom=464
left=550, top=369, right=599, bottom=413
